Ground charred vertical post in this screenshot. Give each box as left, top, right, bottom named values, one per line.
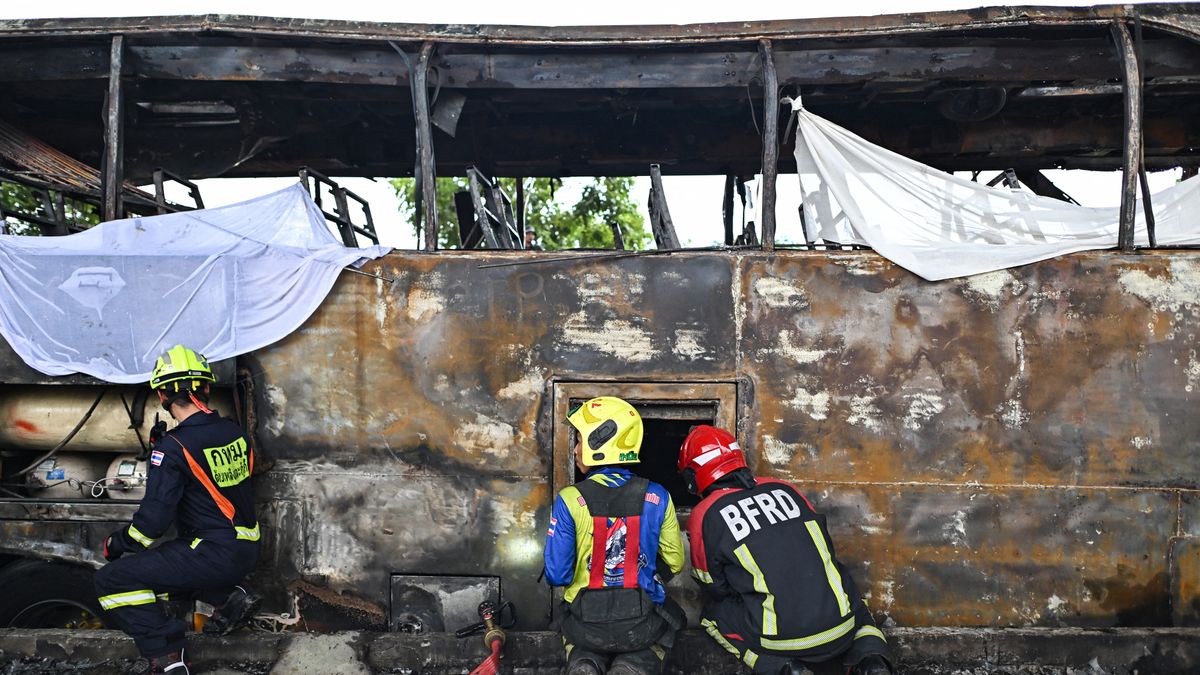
left=515, top=177, right=526, bottom=247
left=1111, top=21, right=1141, bottom=252
left=722, top=174, right=735, bottom=246
left=102, top=35, right=125, bottom=223
left=648, top=164, right=681, bottom=249
left=1134, top=16, right=1156, bottom=248
left=758, top=39, right=779, bottom=252
left=414, top=41, right=438, bottom=251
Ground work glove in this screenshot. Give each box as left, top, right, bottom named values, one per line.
left=102, top=529, right=129, bottom=562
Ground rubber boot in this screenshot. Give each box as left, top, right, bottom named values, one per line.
left=852, top=655, right=892, bottom=675
left=779, top=663, right=814, bottom=675
left=149, top=648, right=190, bottom=674
left=203, top=585, right=262, bottom=636
left=608, top=663, right=654, bottom=675
left=565, top=658, right=603, bottom=675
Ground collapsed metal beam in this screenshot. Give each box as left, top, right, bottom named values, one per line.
left=759, top=39, right=778, bottom=252
left=1111, top=20, right=1142, bottom=252
left=101, top=35, right=124, bottom=222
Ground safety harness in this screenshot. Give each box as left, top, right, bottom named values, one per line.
left=573, top=475, right=649, bottom=589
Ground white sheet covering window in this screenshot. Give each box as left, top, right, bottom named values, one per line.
left=0, top=183, right=390, bottom=382
left=793, top=102, right=1200, bottom=280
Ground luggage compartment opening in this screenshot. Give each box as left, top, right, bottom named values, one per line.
left=552, top=382, right=739, bottom=513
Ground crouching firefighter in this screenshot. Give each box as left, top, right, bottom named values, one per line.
left=95, top=345, right=262, bottom=674
left=678, top=426, right=893, bottom=675
left=544, top=397, right=686, bottom=675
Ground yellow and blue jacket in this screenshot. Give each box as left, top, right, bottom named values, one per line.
left=544, top=467, right=684, bottom=604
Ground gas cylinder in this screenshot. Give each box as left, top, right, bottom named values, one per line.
left=24, top=454, right=110, bottom=499
left=103, top=453, right=148, bottom=500
left=0, top=387, right=234, bottom=452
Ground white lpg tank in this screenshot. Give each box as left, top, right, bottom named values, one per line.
left=0, top=386, right=234, bottom=452
left=104, top=454, right=148, bottom=500
left=25, top=454, right=111, bottom=499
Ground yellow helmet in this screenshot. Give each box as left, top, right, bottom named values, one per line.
left=567, top=396, right=643, bottom=467
left=150, top=344, right=216, bottom=392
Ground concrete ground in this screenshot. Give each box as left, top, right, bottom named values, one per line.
left=1, top=627, right=1198, bottom=674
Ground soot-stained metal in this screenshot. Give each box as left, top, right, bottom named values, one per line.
left=0, top=3, right=1198, bottom=639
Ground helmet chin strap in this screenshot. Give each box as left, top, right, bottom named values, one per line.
left=188, top=389, right=213, bottom=415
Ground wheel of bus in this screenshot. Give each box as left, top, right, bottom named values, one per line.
left=0, top=559, right=106, bottom=629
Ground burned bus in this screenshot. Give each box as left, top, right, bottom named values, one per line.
left=0, top=3, right=1198, bottom=671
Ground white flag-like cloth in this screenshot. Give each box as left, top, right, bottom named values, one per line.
left=794, top=102, right=1200, bottom=280
left=0, top=183, right=390, bottom=382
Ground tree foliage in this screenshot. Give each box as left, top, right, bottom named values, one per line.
left=0, top=183, right=100, bottom=235
left=388, top=176, right=649, bottom=250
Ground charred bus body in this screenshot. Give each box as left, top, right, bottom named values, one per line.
left=0, top=4, right=1198, bottom=638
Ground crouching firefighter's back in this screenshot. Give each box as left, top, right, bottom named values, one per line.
left=543, top=397, right=686, bottom=675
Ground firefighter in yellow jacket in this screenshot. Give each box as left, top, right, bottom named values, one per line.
left=543, top=397, right=686, bottom=675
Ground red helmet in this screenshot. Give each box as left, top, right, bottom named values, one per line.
left=678, top=425, right=748, bottom=494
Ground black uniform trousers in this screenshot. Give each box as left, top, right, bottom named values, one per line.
left=558, top=590, right=685, bottom=675
left=94, top=537, right=258, bottom=658
left=704, top=597, right=891, bottom=674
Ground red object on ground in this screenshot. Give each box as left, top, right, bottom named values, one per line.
left=468, top=639, right=502, bottom=675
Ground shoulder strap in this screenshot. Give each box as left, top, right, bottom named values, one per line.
left=574, top=475, right=649, bottom=517
left=576, top=475, right=649, bottom=590
left=171, top=435, right=236, bottom=523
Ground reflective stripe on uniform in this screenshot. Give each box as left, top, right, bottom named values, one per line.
left=99, top=589, right=157, bottom=611
left=805, top=520, right=851, bottom=617
left=175, top=438, right=237, bottom=521
left=760, top=615, right=856, bottom=651
left=235, top=522, right=261, bottom=541
left=692, top=568, right=714, bottom=584
left=127, top=524, right=155, bottom=548
left=742, top=650, right=759, bottom=668
left=855, top=625, right=886, bottom=642
left=733, top=543, right=777, bottom=636
left=701, top=618, right=742, bottom=657
left=190, top=538, right=202, bottom=549
left=156, top=593, right=170, bottom=602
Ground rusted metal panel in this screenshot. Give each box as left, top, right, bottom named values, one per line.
left=2, top=249, right=1198, bottom=631
left=1171, top=536, right=1200, bottom=626
left=247, top=253, right=735, bottom=628
left=737, top=253, right=1200, bottom=488
left=0, top=520, right=109, bottom=568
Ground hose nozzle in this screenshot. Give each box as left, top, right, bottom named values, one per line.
left=478, top=600, right=506, bottom=650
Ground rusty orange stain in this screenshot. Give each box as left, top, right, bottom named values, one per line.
left=13, top=419, right=37, bottom=434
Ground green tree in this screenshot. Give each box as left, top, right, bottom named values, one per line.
left=0, top=183, right=100, bottom=235
left=389, top=176, right=649, bottom=250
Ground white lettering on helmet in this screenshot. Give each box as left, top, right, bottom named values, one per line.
left=720, top=504, right=751, bottom=541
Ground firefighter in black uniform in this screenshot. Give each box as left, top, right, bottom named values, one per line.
left=94, top=345, right=261, bottom=674
left=677, top=425, right=892, bottom=675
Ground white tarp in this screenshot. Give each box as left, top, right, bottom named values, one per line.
left=793, top=102, right=1200, bottom=280
left=0, top=183, right=390, bottom=382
